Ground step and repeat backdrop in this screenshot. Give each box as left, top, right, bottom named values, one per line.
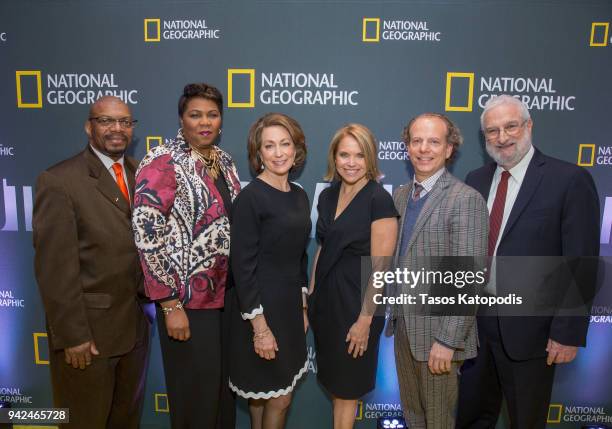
left=1, top=1, right=612, bottom=428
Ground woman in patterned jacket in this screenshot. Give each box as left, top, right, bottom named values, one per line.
left=132, top=83, right=241, bottom=428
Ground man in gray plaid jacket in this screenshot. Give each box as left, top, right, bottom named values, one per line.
left=389, top=113, right=488, bottom=429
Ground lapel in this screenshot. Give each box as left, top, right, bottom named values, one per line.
left=473, top=163, right=496, bottom=200
left=84, top=146, right=131, bottom=215
left=499, top=149, right=545, bottom=244
left=124, top=156, right=137, bottom=207
left=405, top=170, right=452, bottom=254
left=394, top=182, right=413, bottom=259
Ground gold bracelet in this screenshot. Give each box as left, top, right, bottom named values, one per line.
left=161, top=301, right=184, bottom=316
left=253, top=328, right=271, bottom=342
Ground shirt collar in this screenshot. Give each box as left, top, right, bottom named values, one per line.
left=89, top=144, right=125, bottom=171
left=413, top=167, right=445, bottom=193
left=494, top=144, right=534, bottom=183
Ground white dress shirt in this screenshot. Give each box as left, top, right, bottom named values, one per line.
left=485, top=145, right=534, bottom=294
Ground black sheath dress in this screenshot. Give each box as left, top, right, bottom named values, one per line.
left=309, top=180, right=398, bottom=399
left=228, top=178, right=311, bottom=399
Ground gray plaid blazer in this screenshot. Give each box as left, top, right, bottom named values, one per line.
left=390, top=169, right=488, bottom=361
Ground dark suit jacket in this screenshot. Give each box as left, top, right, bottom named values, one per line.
left=466, top=148, right=600, bottom=360
left=33, top=146, right=145, bottom=357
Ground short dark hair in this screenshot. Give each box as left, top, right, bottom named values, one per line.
left=401, top=113, right=463, bottom=164
left=247, top=113, right=307, bottom=174
left=178, top=83, right=223, bottom=117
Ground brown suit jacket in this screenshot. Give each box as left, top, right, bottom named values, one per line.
left=33, top=146, right=145, bottom=357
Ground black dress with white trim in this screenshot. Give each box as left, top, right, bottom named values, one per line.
left=227, top=178, right=310, bottom=399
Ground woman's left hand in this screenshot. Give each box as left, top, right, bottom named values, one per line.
left=346, top=316, right=371, bottom=358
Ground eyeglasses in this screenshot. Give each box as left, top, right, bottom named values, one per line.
left=484, top=120, right=527, bottom=141
left=89, top=117, right=138, bottom=129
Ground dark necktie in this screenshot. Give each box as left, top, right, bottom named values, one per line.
left=488, top=170, right=511, bottom=256
left=412, top=183, right=424, bottom=202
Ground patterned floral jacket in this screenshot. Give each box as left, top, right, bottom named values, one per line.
left=132, top=134, right=241, bottom=309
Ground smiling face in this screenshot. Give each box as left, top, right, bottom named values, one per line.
left=259, top=125, right=296, bottom=177
left=407, top=116, right=453, bottom=182
left=85, top=97, right=133, bottom=161
left=483, top=102, right=533, bottom=169
left=180, top=97, right=222, bottom=150
left=334, top=135, right=367, bottom=185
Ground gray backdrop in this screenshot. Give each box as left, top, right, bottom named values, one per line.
left=1, top=1, right=612, bottom=427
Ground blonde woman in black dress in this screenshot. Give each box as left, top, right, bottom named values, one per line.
left=308, top=124, right=398, bottom=429
left=228, top=113, right=310, bottom=429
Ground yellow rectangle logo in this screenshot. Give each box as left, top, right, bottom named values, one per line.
left=146, top=136, right=163, bottom=152
left=33, top=332, right=49, bottom=365
left=155, top=393, right=170, bottom=412
left=590, top=22, right=609, bottom=47
left=445, top=72, right=475, bottom=112
left=577, top=144, right=596, bottom=167
left=144, top=18, right=161, bottom=42
left=547, top=403, right=563, bottom=423
left=16, top=70, right=43, bottom=108
left=227, top=69, right=255, bottom=108
left=362, top=18, right=380, bottom=42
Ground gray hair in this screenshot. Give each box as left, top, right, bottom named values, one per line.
left=480, top=95, right=531, bottom=130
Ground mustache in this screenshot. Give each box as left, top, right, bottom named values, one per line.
left=105, top=132, right=128, bottom=141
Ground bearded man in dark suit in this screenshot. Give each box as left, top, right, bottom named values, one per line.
left=33, top=96, right=149, bottom=429
left=456, top=95, right=600, bottom=429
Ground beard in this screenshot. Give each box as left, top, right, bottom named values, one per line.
left=486, top=134, right=532, bottom=169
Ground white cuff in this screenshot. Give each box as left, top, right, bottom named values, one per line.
left=301, top=287, right=309, bottom=295
left=241, top=304, right=264, bottom=320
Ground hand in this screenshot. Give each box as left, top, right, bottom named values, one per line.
left=428, top=342, right=454, bottom=375
left=64, top=341, right=99, bottom=369
left=303, top=308, right=309, bottom=334
left=546, top=339, right=578, bottom=365
left=346, top=316, right=371, bottom=358
left=164, top=308, right=191, bottom=341
left=254, top=329, right=279, bottom=360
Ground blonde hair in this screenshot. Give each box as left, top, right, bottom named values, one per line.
left=324, top=123, right=381, bottom=182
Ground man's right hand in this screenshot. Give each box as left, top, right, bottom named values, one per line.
left=163, top=302, right=190, bottom=341
left=64, top=341, right=99, bottom=369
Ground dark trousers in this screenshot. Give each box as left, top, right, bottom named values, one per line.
left=456, top=313, right=555, bottom=429
left=157, top=307, right=235, bottom=429
left=49, top=317, right=149, bottom=429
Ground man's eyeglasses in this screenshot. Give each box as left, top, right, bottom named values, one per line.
left=89, top=117, right=138, bottom=129
left=484, top=119, right=528, bottom=141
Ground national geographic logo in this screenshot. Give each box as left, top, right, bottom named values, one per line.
left=362, top=17, right=441, bottom=42
left=0, top=144, right=15, bottom=157
left=577, top=144, right=612, bottom=167
left=15, top=71, right=139, bottom=108
left=227, top=69, right=359, bottom=108
left=1, top=178, right=32, bottom=232
left=590, top=22, right=610, bottom=47
left=548, top=403, right=612, bottom=424
left=0, top=387, right=32, bottom=404
left=590, top=306, right=612, bottom=324
left=444, top=72, right=576, bottom=112
left=307, top=346, right=317, bottom=373
left=378, top=140, right=409, bottom=161
left=355, top=401, right=403, bottom=420
left=0, top=290, right=24, bottom=308
left=154, top=393, right=170, bottom=412
left=144, top=18, right=220, bottom=42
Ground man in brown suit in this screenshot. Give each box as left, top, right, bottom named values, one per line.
left=33, top=96, right=149, bottom=429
